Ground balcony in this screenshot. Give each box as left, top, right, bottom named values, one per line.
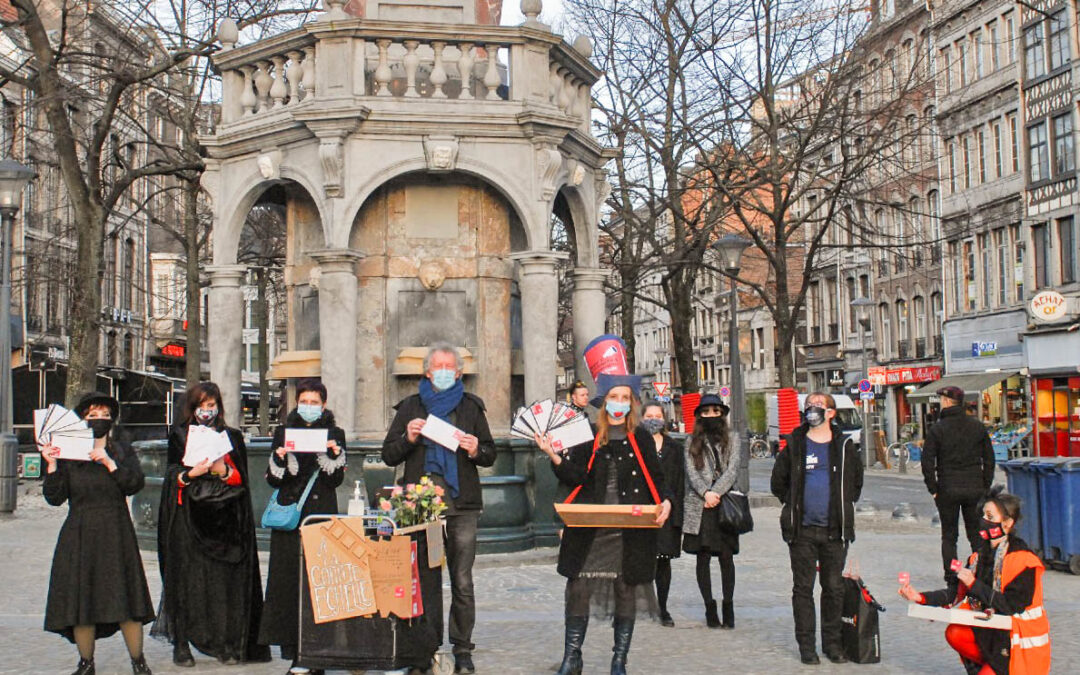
left=898, top=339, right=910, bottom=359
left=915, top=337, right=926, bottom=359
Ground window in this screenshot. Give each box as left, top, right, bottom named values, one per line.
left=940, top=48, right=952, bottom=92
left=122, top=238, right=136, bottom=310
left=988, top=20, right=1000, bottom=71
left=1025, top=22, right=1045, bottom=79
left=978, top=129, right=987, bottom=183
left=1028, top=122, right=1049, bottom=182
left=972, top=31, right=984, bottom=79
left=957, top=39, right=968, bottom=87
left=1011, top=224, right=1024, bottom=300
left=123, top=334, right=134, bottom=370
left=995, top=229, right=1007, bottom=306
left=878, top=303, right=891, bottom=358
left=1053, top=112, right=1075, bottom=175
left=947, top=140, right=957, bottom=192
left=931, top=292, right=943, bottom=340
left=1060, top=217, right=1076, bottom=284
left=1032, top=223, right=1050, bottom=289
left=962, top=134, right=972, bottom=188
left=949, top=242, right=962, bottom=313
left=846, top=277, right=857, bottom=333
left=979, top=233, right=991, bottom=308
left=0, top=99, right=14, bottom=156
left=928, top=189, right=941, bottom=261
left=1005, top=14, right=1016, bottom=64
left=896, top=299, right=908, bottom=351
left=993, top=121, right=1003, bottom=178
left=963, top=239, right=976, bottom=310
left=1049, top=11, right=1070, bottom=71
left=914, top=296, right=926, bottom=343
left=1008, top=113, right=1019, bottom=173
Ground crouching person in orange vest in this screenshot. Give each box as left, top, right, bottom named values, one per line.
left=899, top=488, right=1050, bottom=674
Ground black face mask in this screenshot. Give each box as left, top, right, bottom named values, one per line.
left=978, top=517, right=1005, bottom=541
left=804, top=406, right=827, bottom=427
left=698, top=417, right=724, bottom=435
left=87, top=418, right=114, bottom=439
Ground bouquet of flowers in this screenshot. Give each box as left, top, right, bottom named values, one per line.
left=378, top=475, right=448, bottom=528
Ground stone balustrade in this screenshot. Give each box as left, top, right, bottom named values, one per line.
left=213, top=18, right=599, bottom=129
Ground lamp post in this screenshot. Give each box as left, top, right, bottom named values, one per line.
left=851, top=296, right=875, bottom=469
left=0, top=158, right=34, bottom=513
left=712, top=233, right=752, bottom=492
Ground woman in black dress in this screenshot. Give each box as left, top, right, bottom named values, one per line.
left=682, top=394, right=739, bottom=628
left=40, top=392, right=155, bottom=675
left=152, top=381, right=270, bottom=666
left=641, top=402, right=683, bottom=627
left=258, top=379, right=347, bottom=675
left=537, top=377, right=673, bottom=675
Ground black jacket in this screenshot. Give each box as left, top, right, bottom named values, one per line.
left=381, top=392, right=497, bottom=511
left=553, top=427, right=674, bottom=584
left=265, top=410, right=348, bottom=517
left=771, top=423, right=863, bottom=544
left=922, top=405, right=995, bottom=498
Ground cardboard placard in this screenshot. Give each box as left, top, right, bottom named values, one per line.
left=393, top=520, right=445, bottom=569
left=300, top=519, right=377, bottom=624
left=368, top=535, right=414, bottom=619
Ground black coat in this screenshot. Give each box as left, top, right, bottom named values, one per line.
left=43, top=434, right=155, bottom=642
left=771, top=423, right=864, bottom=544
left=553, top=427, right=674, bottom=585
left=921, top=536, right=1037, bottom=675
left=922, top=406, right=995, bottom=498
left=258, top=410, right=347, bottom=648
left=655, top=434, right=684, bottom=558
left=382, top=392, right=497, bottom=511
left=152, top=424, right=269, bottom=662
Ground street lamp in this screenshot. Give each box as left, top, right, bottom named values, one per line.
left=851, top=296, right=875, bottom=469
left=0, top=158, right=34, bottom=513
left=712, top=233, right=752, bottom=492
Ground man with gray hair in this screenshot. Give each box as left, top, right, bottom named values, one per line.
left=383, top=342, right=496, bottom=674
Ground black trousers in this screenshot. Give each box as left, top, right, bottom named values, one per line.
left=935, top=492, right=983, bottom=583
left=444, top=512, right=479, bottom=656
left=788, top=525, right=847, bottom=657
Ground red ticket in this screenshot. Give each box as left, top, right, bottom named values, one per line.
left=898, top=572, right=910, bottom=585
left=631, top=505, right=642, bottom=516
left=950, top=559, right=963, bottom=572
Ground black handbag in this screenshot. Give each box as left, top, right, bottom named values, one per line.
left=187, top=477, right=244, bottom=505
left=841, top=575, right=885, bottom=664
left=716, top=490, right=754, bottom=534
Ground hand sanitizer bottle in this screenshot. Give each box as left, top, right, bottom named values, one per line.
left=347, top=479, right=367, bottom=516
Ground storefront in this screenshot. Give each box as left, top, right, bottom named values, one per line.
left=1023, top=290, right=1080, bottom=456
left=908, top=370, right=1024, bottom=428
left=869, top=365, right=941, bottom=442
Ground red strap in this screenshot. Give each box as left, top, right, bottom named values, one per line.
left=563, top=432, right=662, bottom=505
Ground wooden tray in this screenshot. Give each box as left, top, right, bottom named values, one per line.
left=907, top=603, right=1012, bottom=630
left=555, top=503, right=661, bottom=528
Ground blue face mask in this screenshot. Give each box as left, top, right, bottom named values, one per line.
left=297, top=403, right=323, bottom=424
left=431, top=368, right=458, bottom=391
left=605, top=400, right=631, bottom=420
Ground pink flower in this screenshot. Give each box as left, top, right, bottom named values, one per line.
left=379, top=498, right=392, bottom=511
left=433, top=496, right=443, bottom=505
left=404, top=500, right=416, bottom=510
left=392, top=486, right=404, bottom=497
left=434, top=485, right=445, bottom=497
left=406, top=483, right=416, bottom=492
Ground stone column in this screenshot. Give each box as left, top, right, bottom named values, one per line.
left=572, top=268, right=609, bottom=387
left=310, top=249, right=364, bottom=437
left=207, top=265, right=247, bottom=428
left=511, top=251, right=565, bottom=404
left=354, top=273, right=387, bottom=440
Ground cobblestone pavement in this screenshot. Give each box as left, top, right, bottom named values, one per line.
left=2, top=483, right=1077, bottom=675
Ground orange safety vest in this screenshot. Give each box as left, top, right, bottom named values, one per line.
left=955, top=549, right=1051, bottom=675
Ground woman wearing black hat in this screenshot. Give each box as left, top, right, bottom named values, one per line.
left=152, top=381, right=270, bottom=667
left=537, top=376, right=673, bottom=675
left=641, top=402, right=684, bottom=627
left=39, top=392, right=155, bottom=675
left=682, top=394, right=740, bottom=629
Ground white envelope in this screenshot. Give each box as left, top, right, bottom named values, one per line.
left=546, top=417, right=594, bottom=453
left=529, top=399, right=554, bottom=433
left=33, top=407, right=51, bottom=444
left=52, top=428, right=94, bottom=461
left=421, top=414, right=465, bottom=451
left=283, top=428, right=329, bottom=453
left=182, top=425, right=234, bottom=467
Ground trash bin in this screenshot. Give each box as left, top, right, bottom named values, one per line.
left=1001, top=458, right=1042, bottom=556
left=1032, top=458, right=1080, bottom=575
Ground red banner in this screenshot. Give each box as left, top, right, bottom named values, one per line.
left=883, top=366, right=941, bottom=385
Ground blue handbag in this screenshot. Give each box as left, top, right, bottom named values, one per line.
left=261, top=470, right=319, bottom=531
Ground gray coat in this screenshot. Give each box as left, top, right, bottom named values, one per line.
left=682, top=436, right=739, bottom=536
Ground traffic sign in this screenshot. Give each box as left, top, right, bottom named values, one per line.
left=858, top=379, right=872, bottom=393
left=719, top=386, right=731, bottom=397
left=860, top=391, right=874, bottom=401
left=653, top=382, right=670, bottom=397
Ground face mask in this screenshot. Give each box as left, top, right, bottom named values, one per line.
left=978, top=517, right=1005, bottom=541
left=698, top=416, right=724, bottom=434
left=297, top=404, right=323, bottom=424
left=606, top=400, right=631, bottom=420
left=194, top=408, right=218, bottom=425
left=642, top=418, right=666, bottom=434
left=87, top=418, right=113, bottom=439
left=804, top=406, right=827, bottom=427
left=431, top=368, right=458, bottom=391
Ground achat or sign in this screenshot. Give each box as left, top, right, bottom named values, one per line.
left=1030, top=290, right=1068, bottom=323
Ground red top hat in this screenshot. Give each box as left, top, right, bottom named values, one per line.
left=582, top=334, right=641, bottom=407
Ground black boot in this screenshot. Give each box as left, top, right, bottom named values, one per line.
left=71, top=658, right=95, bottom=675
left=555, top=615, right=588, bottom=675
left=705, top=600, right=721, bottom=628
left=610, top=617, right=634, bottom=675
left=721, top=600, right=735, bottom=629
left=131, top=655, right=152, bottom=675
left=173, top=642, right=195, bottom=667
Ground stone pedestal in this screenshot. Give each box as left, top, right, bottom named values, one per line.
left=571, top=268, right=608, bottom=388
left=310, top=249, right=364, bottom=437
left=207, top=265, right=247, bottom=427
left=511, top=252, right=564, bottom=404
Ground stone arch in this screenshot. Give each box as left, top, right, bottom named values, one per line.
left=554, top=184, right=598, bottom=267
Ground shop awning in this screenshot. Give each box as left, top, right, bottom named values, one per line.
left=907, top=371, right=1019, bottom=403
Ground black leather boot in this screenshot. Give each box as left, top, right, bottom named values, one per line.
left=71, top=658, right=95, bottom=675
left=705, top=600, right=721, bottom=628
left=131, top=655, right=152, bottom=675
left=610, top=617, right=634, bottom=675
left=173, top=642, right=195, bottom=667
left=721, top=600, right=735, bottom=629
left=555, top=615, right=588, bottom=675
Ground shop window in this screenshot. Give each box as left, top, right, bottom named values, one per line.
left=1034, top=377, right=1080, bottom=457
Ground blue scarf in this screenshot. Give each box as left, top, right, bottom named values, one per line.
left=419, top=377, right=465, bottom=498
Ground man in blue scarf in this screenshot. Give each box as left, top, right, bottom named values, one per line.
left=382, top=343, right=496, bottom=674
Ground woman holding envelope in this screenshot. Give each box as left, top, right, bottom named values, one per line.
left=536, top=365, right=673, bottom=675
left=259, top=378, right=347, bottom=674
left=152, top=382, right=269, bottom=667
left=39, top=392, right=155, bottom=675
left=898, top=488, right=1051, bottom=675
